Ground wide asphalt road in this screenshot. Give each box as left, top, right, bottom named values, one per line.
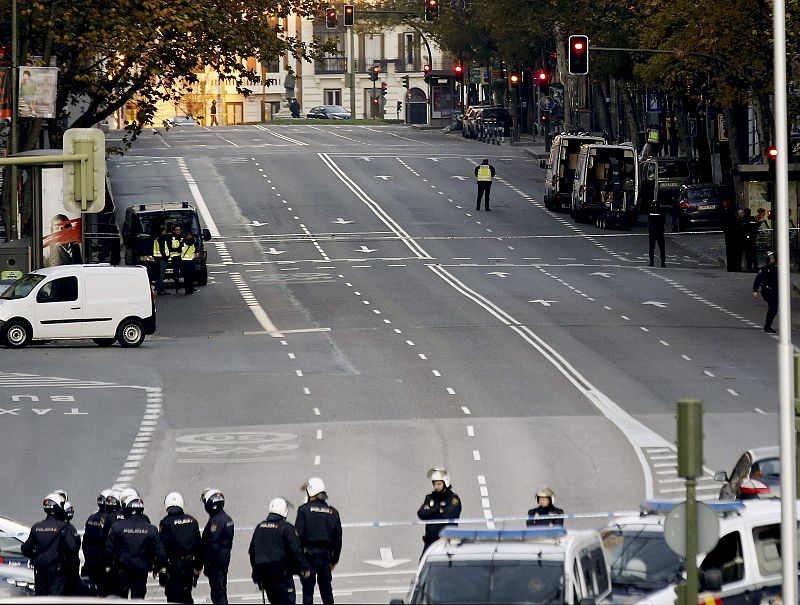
left=1, top=122, right=793, bottom=602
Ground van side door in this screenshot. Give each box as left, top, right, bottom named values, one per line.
left=576, top=544, right=612, bottom=603
left=33, top=275, right=82, bottom=338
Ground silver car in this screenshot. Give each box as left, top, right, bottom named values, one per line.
left=715, top=446, right=780, bottom=499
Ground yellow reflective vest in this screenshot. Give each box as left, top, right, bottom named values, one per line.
left=477, top=165, right=493, bottom=182
left=181, top=241, right=196, bottom=260
left=153, top=238, right=167, bottom=258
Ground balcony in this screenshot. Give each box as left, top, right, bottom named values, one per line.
left=315, top=57, right=347, bottom=74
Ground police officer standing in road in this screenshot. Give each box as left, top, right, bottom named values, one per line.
left=526, top=486, right=565, bottom=527
left=201, top=488, right=235, bottom=604
left=154, top=224, right=172, bottom=295
left=180, top=231, right=198, bottom=294
left=169, top=224, right=185, bottom=291
left=753, top=250, right=779, bottom=333
left=417, top=468, right=462, bottom=556
left=105, top=496, right=168, bottom=599
left=648, top=205, right=667, bottom=267
left=21, top=493, right=80, bottom=596
left=62, top=501, right=89, bottom=595
left=475, top=159, right=496, bottom=211
left=249, top=497, right=310, bottom=604
left=82, top=490, right=110, bottom=593
left=97, top=489, right=122, bottom=596
left=159, top=492, right=203, bottom=604
left=296, top=477, right=342, bottom=605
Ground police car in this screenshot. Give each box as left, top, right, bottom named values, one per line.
left=393, top=527, right=611, bottom=604
left=602, top=499, right=797, bottom=604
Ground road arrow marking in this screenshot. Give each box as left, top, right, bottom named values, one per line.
left=356, top=246, right=377, bottom=253
left=364, top=547, right=411, bottom=569
left=427, top=157, right=440, bottom=162
left=487, top=271, right=509, bottom=277
left=642, top=301, right=668, bottom=308
left=590, top=272, right=613, bottom=277
left=265, top=247, right=286, bottom=255
left=376, top=175, right=393, bottom=180
left=251, top=220, right=269, bottom=227
left=529, top=299, right=558, bottom=307
left=451, top=176, right=468, bottom=181
left=360, top=156, right=371, bottom=162
left=332, top=218, right=354, bottom=224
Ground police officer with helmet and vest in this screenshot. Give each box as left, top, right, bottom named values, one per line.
left=105, top=495, right=167, bottom=599
left=296, top=477, right=342, bottom=605
left=21, top=493, right=81, bottom=596
left=475, top=159, right=496, bottom=211
left=201, top=488, right=235, bottom=604
left=159, top=492, right=203, bottom=604
left=97, top=489, right=122, bottom=596
left=417, top=467, right=462, bottom=556
left=249, top=497, right=310, bottom=604
left=526, top=486, right=565, bottom=527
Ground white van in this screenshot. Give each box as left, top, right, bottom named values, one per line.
left=541, top=133, right=606, bottom=211
left=0, top=264, right=156, bottom=348
left=571, top=143, right=639, bottom=228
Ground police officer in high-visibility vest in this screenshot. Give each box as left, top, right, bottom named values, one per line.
left=474, top=159, right=496, bottom=211
left=180, top=232, right=197, bottom=295
left=169, top=225, right=185, bottom=291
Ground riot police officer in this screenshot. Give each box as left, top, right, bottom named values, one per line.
left=753, top=250, right=779, bottom=333
left=159, top=492, right=203, bottom=604
left=648, top=206, right=667, bottom=267
left=201, top=488, right=235, bottom=604
left=296, top=477, right=342, bottom=605
left=21, top=493, right=80, bottom=596
left=249, top=497, right=310, bottom=604
left=526, top=486, right=565, bottom=527
left=105, top=496, right=167, bottom=599
left=82, top=490, right=110, bottom=593
left=417, top=468, right=462, bottom=556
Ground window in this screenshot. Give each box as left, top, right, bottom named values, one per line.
left=579, top=547, right=609, bottom=597
left=324, top=89, right=342, bottom=106
left=753, top=524, right=782, bottom=576
left=36, top=276, right=78, bottom=303
left=700, top=532, right=745, bottom=585
left=405, top=33, right=415, bottom=65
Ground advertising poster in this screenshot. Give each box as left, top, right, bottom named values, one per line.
left=0, top=68, right=11, bottom=119
left=41, top=168, right=82, bottom=267
left=18, top=66, right=58, bottom=119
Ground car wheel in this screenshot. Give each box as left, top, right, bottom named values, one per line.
left=93, top=338, right=116, bottom=347
left=117, top=318, right=145, bottom=348
left=2, top=319, right=31, bottom=348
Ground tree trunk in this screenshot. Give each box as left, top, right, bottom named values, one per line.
left=593, top=81, right=613, bottom=139
left=620, top=81, right=640, bottom=148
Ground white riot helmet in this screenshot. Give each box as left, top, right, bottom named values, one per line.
left=427, top=467, right=451, bottom=488
left=201, top=487, right=222, bottom=504
left=165, top=492, right=184, bottom=511
left=120, top=488, right=140, bottom=508
left=52, top=489, right=69, bottom=505
left=268, top=497, right=289, bottom=518
left=536, top=486, right=555, bottom=505
left=304, top=477, right=326, bottom=499
left=64, top=501, right=75, bottom=522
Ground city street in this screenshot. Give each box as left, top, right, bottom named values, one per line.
left=1, top=123, right=793, bottom=603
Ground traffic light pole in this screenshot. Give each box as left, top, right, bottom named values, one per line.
left=349, top=26, right=356, bottom=117
left=676, top=400, right=703, bottom=605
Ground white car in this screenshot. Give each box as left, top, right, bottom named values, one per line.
left=0, top=514, right=33, bottom=595
left=167, top=115, right=197, bottom=127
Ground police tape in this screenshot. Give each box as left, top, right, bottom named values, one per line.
left=0, top=509, right=641, bottom=539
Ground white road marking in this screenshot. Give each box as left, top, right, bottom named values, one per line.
left=727, top=389, right=739, bottom=396
left=313, top=407, right=321, bottom=416
left=467, top=426, right=475, bottom=437
left=682, top=355, right=692, bottom=361
left=755, top=407, right=767, bottom=415
left=446, top=388, right=456, bottom=395
left=473, top=450, right=481, bottom=461
left=461, top=406, right=471, bottom=415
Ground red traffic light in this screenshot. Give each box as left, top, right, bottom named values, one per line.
left=423, top=64, right=431, bottom=73
left=454, top=64, right=463, bottom=76
left=535, top=69, right=550, bottom=84
left=572, top=40, right=584, bottom=51
left=767, top=146, right=778, bottom=160
left=568, top=34, right=589, bottom=74
left=325, top=7, right=337, bottom=28
left=372, top=65, right=381, bottom=74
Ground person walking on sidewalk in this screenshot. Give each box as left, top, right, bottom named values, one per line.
left=753, top=250, right=779, bottom=333
left=474, top=159, right=495, bottom=211
left=648, top=206, right=666, bottom=267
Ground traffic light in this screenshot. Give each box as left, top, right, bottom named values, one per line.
left=568, top=35, right=589, bottom=75
left=381, top=81, right=388, bottom=97
left=397, top=101, right=403, bottom=112
left=62, top=128, right=107, bottom=213
left=402, top=75, right=410, bottom=89
left=423, top=63, right=431, bottom=83
left=343, top=4, right=354, bottom=27
left=370, top=65, right=381, bottom=82
left=325, top=7, right=337, bottom=28
left=424, top=0, right=439, bottom=22
left=509, top=71, right=520, bottom=87
left=454, top=64, right=464, bottom=78
left=535, top=69, right=550, bottom=85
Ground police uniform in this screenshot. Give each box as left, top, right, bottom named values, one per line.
left=21, top=513, right=80, bottom=596
left=526, top=503, right=565, bottom=527
left=105, top=510, right=167, bottom=599
left=153, top=231, right=171, bottom=294
left=180, top=236, right=197, bottom=294
left=160, top=507, right=203, bottom=604
left=82, top=507, right=106, bottom=591
left=753, top=257, right=779, bottom=332
left=475, top=161, right=496, bottom=210
left=249, top=513, right=309, bottom=605
left=648, top=207, right=666, bottom=267
left=417, top=487, right=462, bottom=554
left=169, top=231, right=184, bottom=290
left=202, top=508, right=235, bottom=604
left=296, top=499, right=342, bottom=604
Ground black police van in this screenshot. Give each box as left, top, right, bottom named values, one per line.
left=122, top=201, right=212, bottom=286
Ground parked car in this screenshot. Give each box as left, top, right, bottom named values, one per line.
left=167, top=115, right=198, bottom=127
left=671, top=183, right=731, bottom=231
left=0, top=513, right=34, bottom=595
left=393, top=527, right=611, bottom=604
left=306, top=105, right=352, bottom=120
left=714, top=446, right=780, bottom=500
left=476, top=106, right=512, bottom=137
left=541, top=133, right=607, bottom=211
left=461, top=105, right=489, bottom=138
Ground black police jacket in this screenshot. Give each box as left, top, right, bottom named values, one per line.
left=159, top=508, right=202, bottom=571
left=21, top=515, right=79, bottom=572
left=105, top=514, right=167, bottom=574
left=417, top=488, right=462, bottom=543
left=248, top=513, right=308, bottom=574
left=526, top=504, right=565, bottom=527
left=202, top=509, right=234, bottom=570
left=82, top=511, right=105, bottom=568
left=296, top=499, right=343, bottom=564
left=648, top=210, right=666, bottom=234
left=754, top=263, right=778, bottom=296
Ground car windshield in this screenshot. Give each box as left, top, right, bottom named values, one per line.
left=753, top=457, right=781, bottom=479
left=412, top=561, right=564, bottom=604
left=602, top=528, right=682, bottom=594
left=657, top=161, right=690, bottom=178
left=0, top=274, right=45, bottom=300
left=686, top=187, right=720, bottom=201
left=326, top=106, right=348, bottom=113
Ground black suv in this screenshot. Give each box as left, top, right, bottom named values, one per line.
left=122, top=201, right=212, bottom=286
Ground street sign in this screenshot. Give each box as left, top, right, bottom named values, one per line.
left=538, top=96, right=556, bottom=111
left=687, top=117, right=697, bottom=138
left=664, top=501, right=720, bottom=556
left=646, top=90, right=663, bottom=112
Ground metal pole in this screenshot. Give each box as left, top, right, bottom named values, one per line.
left=774, top=0, right=797, bottom=602
left=795, top=354, right=800, bottom=496
left=10, top=0, right=19, bottom=239
left=684, top=477, right=699, bottom=605
left=349, top=27, right=356, bottom=117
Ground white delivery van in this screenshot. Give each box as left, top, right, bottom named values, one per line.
left=541, top=133, right=607, bottom=211
left=0, top=264, right=156, bottom=348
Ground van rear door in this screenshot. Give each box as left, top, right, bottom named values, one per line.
left=32, top=275, right=82, bottom=339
